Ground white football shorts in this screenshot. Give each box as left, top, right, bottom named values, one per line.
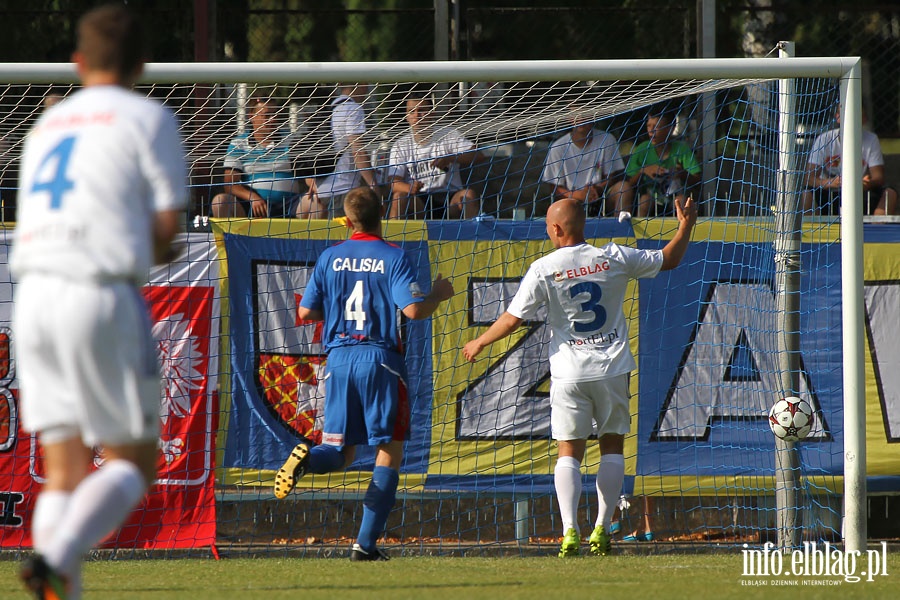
left=14, top=274, right=161, bottom=446
left=550, top=373, right=631, bottom=441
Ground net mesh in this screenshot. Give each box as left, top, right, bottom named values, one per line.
left=0, top=68, right=865, bottom=555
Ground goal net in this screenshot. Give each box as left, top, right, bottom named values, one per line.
left=0, top=58, right=881, bottom=555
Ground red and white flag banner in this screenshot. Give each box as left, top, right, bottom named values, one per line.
left=0, top=233, right=219, bottom=549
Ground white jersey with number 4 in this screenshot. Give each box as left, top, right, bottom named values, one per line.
left=506, top=242, right=663, bottom=383
left=11, top=85, right=188, bottom=282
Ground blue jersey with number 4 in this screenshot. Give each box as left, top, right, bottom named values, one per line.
left=300, top=232, right=425, bottom=353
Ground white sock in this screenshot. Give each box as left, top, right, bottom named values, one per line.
left=554, top=455, right=582, bottom=535
left=595, top=454, right=625, bottom=529
left=33, top=492, right=84, bottom=600
left=65, top=568, right=84, bottom=600
left=32, top=490, right=71, bottom=554
left=43, top=460, right=147, bottom=578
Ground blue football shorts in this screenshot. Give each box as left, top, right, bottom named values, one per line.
left=320, top=346, right=410, bottom=448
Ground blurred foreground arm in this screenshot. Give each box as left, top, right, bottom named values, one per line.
left=153, top=209, right=183, bottom=264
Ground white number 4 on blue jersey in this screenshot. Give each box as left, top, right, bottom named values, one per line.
left=345, top=280, right=367, bottom=330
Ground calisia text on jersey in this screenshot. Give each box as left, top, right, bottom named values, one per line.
left=332, top=257, right=385, bottom=273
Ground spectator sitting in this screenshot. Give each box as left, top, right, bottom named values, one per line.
left=541, top=113, right=633, bottom=217
left=388, top=93, right=483, bottom=219
left=625, top=103, right=701, bottom=217
left=802, top=107, right=898, bottom=216
left=211, top=97, right=300, bottom=218
left=298, top=83, right=379, bottom=219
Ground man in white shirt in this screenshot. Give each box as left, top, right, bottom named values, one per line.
left=298, top=83, right=378, bottom=218
left=12, top=5, right=187, bottom=598
left=541, top=117, right=633, bottom=217
left=463, top=196, right=696, bottom=558
left=388, top=94, right=483, bottom=219
left=802, top=109, right=898, bottom=216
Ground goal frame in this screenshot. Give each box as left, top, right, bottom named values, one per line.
left=0, top=56, right=866, bottom=551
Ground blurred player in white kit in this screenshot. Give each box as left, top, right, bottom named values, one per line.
left=11, top=4, right=187, bottom=598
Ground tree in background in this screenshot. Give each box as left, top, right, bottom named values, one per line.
left=338, top=0, right=432, bottom=62
left=0, top=1, right=896, bottom=134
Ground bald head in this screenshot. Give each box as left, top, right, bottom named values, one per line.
left=547, top=199, right=586, bottom=240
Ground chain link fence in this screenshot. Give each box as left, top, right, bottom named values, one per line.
left=2, top=2, right=897, bottom=135
left=462, top=5, right=693, bottom=60
left=224, top=1, right=897, bottom=137
left=717, top=2, right=900, bottom=137
left=234, top=5, right=434, bottom=63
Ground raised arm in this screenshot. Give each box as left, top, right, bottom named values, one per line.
left=660, top=195, right=697, bottom=271
left=347, top=133, right=377, bottom=187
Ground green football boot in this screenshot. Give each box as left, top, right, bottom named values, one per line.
left=589, top=524, right=612, bottom=556
left=558, top=528, right=581, bottom=558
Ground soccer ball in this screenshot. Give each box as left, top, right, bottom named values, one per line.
left=768, top=396, right=814, bottom=442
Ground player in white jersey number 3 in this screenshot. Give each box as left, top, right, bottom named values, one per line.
left=11, top=5, right=188, bottom=599
left=463, top=196, right=697, bottom=557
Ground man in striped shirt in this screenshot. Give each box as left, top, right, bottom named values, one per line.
left=211, top=97, right=301, bottom=218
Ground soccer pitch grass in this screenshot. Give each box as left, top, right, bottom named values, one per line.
left=2, top=553, right=898, bottom=599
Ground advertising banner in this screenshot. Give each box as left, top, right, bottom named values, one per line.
left=0, top=233, right=218, bottom=548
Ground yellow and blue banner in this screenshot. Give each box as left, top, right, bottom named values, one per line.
left=214, top=219, right=900, bottom=495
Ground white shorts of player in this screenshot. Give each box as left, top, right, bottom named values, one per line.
left=14, top=274, right=161, bottom=447
left=550, top=373, right=631, bottom=441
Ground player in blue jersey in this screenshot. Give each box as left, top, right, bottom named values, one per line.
left=463, top=196, right=696, bottom=557
left=274, top=186, right=454, bottom=561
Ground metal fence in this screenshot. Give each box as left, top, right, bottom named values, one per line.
left=717, top=2, right=900, bottom=136
left=461, top=5, right=693, bottom=61
left=1, top=1, right=898, bottom=134
left=228, top=2, right=900, bottom=137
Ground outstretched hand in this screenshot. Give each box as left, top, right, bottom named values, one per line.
left=462, top=339, right=484, bottom=362
left=674, top=195, right=698, bottom=229
left=431, top=273, right=454, bottom=302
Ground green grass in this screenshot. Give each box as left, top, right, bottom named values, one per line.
left=3, top=554, right=899, bottom=599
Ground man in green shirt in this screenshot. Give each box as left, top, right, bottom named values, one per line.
left=625, top=104, right=701, bottom=217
